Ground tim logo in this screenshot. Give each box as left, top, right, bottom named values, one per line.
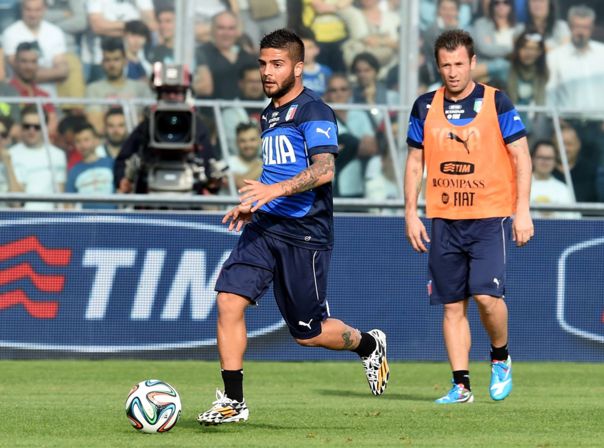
left=440, top=161, right=475, bottom=175
left=0, top=236, right=71, bottom=319
left=0, top=216, right=286, bottom=352
left=557, top=237, right=604, bottom=343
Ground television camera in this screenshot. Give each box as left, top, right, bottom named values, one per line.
left=124, top=63, right=227, bottom=194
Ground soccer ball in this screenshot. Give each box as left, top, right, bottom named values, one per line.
left=125, top=379, right=182, bottom=433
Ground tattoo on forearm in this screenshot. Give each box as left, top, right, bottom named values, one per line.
left=342, top=330, right=354, bottom=349
left=280, top=153, right=334, bottom=196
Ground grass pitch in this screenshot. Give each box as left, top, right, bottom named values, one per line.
left=1, top=360, right=603, bottom=447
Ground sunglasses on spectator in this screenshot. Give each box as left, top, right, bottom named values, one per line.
left=22, top=123, right=42, bottom=131
left=160, top=88, right=186, bottom=95
left=493, top=0, right=510, bottom=4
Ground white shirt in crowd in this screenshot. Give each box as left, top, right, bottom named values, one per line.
left=1, top=20, right=67, bottom=97
left=546, top=40, right=604, bottom=114
left=81, top=0, right=154, bottom=65
left=9, top=142, right=66, bottom=211
left=530, top=175, right=581, bottom=219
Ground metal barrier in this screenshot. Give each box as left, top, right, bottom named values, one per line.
left=1, top=96, right=603, bottom=213
left=0, top=193, right=603, bottom=216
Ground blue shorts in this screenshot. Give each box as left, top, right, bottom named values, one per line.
left=428, top=217, right=511, bottom=305
left=215, top=225, right=331, bottom=339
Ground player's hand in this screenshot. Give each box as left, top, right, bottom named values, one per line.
left=364, top=84, right=376, bottom=103
left=118, top=178, right=132, bottom=194
left=405, top=214, right=430, bottom=253
left=222, top=203, right=253, bottom=232
left=238, top=180, right=279, bottom=212
left=512, top=210, right=534, bottom=247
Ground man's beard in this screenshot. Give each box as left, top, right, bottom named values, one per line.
left=241, top=149, right=260, bottom=162
left=106, top=71, right=123, bottom=81
left=573, top=35, right=589, bottom=49
left=264, top=71, right=296, bottom=99
left=107, top=135, right=126, bottom=147
left=21, top=74, right=37, bottom=84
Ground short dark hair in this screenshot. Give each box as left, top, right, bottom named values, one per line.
left=236, top=122, right=259, bottom=136
left=260, top=29, right=305, bottom=64
left=531, top=139, right=556, bottom=158
left=15, top=41, right=40, bottom=56
left=155, top=4, right=175, bottom=18
left=73, top=122, right=97, bottom=137
left=351, top=52, right=380, bottom=74
left=125, top=20, right=150, bottom=41
left=58, top=114, right=89, bottom=135
left=434, top=29, right=475, bottom=64
left=20, top=104, right=47, bottom=124
left=104, top=107, right=125, bottom=122
left=101, top=37, right=125, bottom=54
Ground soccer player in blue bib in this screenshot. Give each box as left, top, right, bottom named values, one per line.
left=197, top=29, right=390, bottom=425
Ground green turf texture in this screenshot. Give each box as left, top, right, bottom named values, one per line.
left=2, top=360, right=603, bottom=447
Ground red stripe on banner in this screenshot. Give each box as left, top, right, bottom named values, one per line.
left=0, top=263, right=65, bottom=292
left=0, top=236, right=71, bottom=265
left=0, top=290, right=58, bottom=319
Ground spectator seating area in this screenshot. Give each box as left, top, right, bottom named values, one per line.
left=0, top=0, right=602, bottom=213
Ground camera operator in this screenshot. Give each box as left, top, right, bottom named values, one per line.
left=113, top=62, right=226, bottom=196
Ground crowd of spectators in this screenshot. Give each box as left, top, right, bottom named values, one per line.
left=420, top=0, right=604, bottom=208
left=0, top=0, right=602, bottom=213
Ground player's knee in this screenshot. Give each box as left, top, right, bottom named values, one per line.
left=443, top=302, right=466, bottom=321
left=474, top=294, right=500, bottom=314
left=216, top=292, right=248, bottom=318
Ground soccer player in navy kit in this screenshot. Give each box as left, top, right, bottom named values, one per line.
left=197, top=29, right=389, bottom=425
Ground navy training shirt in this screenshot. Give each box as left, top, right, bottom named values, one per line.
left=406, top=83, right=527, bottom=149
left=250, top=88, right=339, bottom=249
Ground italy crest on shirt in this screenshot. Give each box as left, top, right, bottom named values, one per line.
left=473, top=99, right=483, bottom=113
left=285, top=104, right=298, bottom=121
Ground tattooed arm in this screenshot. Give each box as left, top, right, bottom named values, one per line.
left=279, top=152, right=335, bottom=195
left=238, top=152, right=335, bottom=212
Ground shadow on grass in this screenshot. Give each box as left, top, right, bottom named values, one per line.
left=176, top=419, right=249, bottom=432
left=245, top=422, right=350, bottom=430
left=178, top=419, right=350, bottom=432
left=315, top=388, right=431, bottom=402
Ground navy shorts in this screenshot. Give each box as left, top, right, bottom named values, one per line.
left=215, top=225, right=331, bottom=339
left=428, top=217, right=511, bottom=305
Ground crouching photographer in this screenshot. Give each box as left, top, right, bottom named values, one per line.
left=114, top=63, right=227, bottom=198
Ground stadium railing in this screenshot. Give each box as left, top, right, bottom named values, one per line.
left=0, top=96, right=603, bottom=215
